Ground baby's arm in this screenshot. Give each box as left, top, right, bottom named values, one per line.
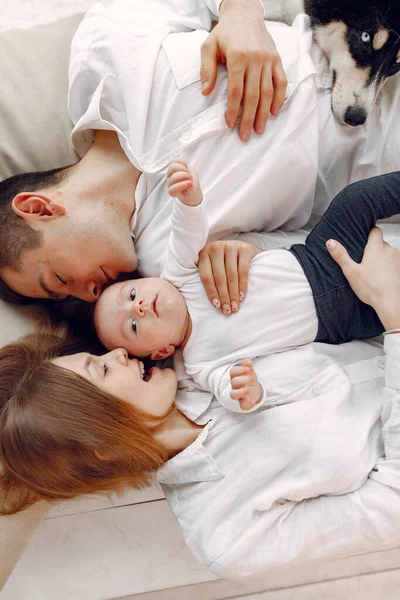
left=162, top=159, right=209, bottom=285
left=192, top=357, right=268, bottom=413
left=230, top=359, right=262, bottom=411
left=167, top=159, right=203, bottom=207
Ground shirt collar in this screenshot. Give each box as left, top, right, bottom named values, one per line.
left=157, top=421, right=225, bottom=485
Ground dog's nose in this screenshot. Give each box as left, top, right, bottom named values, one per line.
left=344, top=106, right=367, bottom=127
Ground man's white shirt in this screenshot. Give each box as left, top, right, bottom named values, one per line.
left=68, top=0, right=400, bottom=280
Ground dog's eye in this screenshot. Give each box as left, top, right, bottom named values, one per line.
left=361, top=31, right=370, bottom=43
left=396, top=57, right=400, bottom=64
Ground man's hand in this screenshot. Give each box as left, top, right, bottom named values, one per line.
left=326, top=228, right=400, bottom=331
left=230, top=359, right=262, bottom=410
left=200, top=0, right=287, bottom=141
left=198, top=239, right=262, bottom=314
left=167, top=158, right=203, bottom=206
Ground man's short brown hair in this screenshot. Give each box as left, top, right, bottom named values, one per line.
left=0, top=166, right=70, bottom=303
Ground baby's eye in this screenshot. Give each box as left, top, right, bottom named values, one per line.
left=130, top=320, right=137, bottom=334
left=130, top=289, right=136, bottom=301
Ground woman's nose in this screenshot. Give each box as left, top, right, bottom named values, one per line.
left=108, top=348, right=128, bottom=364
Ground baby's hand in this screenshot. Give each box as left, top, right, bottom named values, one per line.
left=167, top=158, right=203, bottom=206
left=230, top=359, right=262, bottom=411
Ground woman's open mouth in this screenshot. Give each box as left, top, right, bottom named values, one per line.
left=139, top=361, right=154, bottom=382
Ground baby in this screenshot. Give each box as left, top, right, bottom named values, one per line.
left=94, top=161, right=399, bottom=412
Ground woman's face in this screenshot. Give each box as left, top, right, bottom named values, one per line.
left=53, top=349, right=177, bottom=417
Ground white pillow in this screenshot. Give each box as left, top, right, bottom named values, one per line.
left=0, top=14, right=83, bottom=345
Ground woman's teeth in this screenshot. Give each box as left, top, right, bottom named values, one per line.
left=139, top=361, right=145, bottom=379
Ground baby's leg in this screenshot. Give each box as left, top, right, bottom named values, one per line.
left=290, top=171, right=400, bottom=343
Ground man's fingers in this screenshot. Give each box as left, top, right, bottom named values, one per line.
left=200, top=37, right=218, bottom=96
left=270, top=59, right=287, bottom=115
left=253, top=63, right=273, bottom=135
left=225, top=58, right=245, bottom=129
left=238, top=64, right=262, bottom=140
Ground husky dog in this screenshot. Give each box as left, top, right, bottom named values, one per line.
left=262, top=0, right=400, bottom=126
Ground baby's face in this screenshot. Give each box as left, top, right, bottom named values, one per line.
left=93, top=278, right=188, bottom=358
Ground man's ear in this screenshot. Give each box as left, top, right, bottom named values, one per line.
left=12, top=193, right=66, bottom=222
left=150, top=345, right=176, bottom=361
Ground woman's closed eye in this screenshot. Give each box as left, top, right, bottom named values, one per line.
left=101, top=362, right=109, bottom=377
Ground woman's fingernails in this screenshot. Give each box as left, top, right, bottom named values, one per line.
left=212, top=298, right=220, bottom=308
left=239, top=291, right=245, bottom=301
left=326, top=239, right=337, bottom=250
left=231, top=301, right=238, bottom=312
left=201, top=81, right=209, bottom=92
left=223, top=304, right=231, bottom=315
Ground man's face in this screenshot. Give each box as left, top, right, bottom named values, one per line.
left=93, top=278, right=189, bottom=358
left=0, top=207, right=138, bottom=302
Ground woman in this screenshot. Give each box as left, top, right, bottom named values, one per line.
left=1, top=222, right=400, bottom=578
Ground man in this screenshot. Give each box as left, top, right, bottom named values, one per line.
left=1, top=0, right=399, bottom=310
left=0, top=0, right=290, bottom=311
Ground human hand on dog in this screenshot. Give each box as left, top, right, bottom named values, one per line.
left=327, top=228, right=400, bottom=331
left=230, top=359, right=262, bottom=411
left=200, top=0, right=287, bottom=141
left=167, top=159, right=203, bottom=207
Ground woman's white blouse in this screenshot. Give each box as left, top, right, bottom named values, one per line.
left=158, top=336, right=400, bottom=579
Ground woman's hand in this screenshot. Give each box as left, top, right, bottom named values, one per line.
left=198, top=239, right=262, bottom=314
left=327, top=228, right=400, bottom=331
left=200, top=0, right=287, bottom=141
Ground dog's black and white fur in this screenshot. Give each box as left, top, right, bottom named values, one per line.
left=262, top=1, right=400, bottom=126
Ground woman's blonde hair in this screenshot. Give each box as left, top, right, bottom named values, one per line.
left=0, top=333, right=174, bottom=515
